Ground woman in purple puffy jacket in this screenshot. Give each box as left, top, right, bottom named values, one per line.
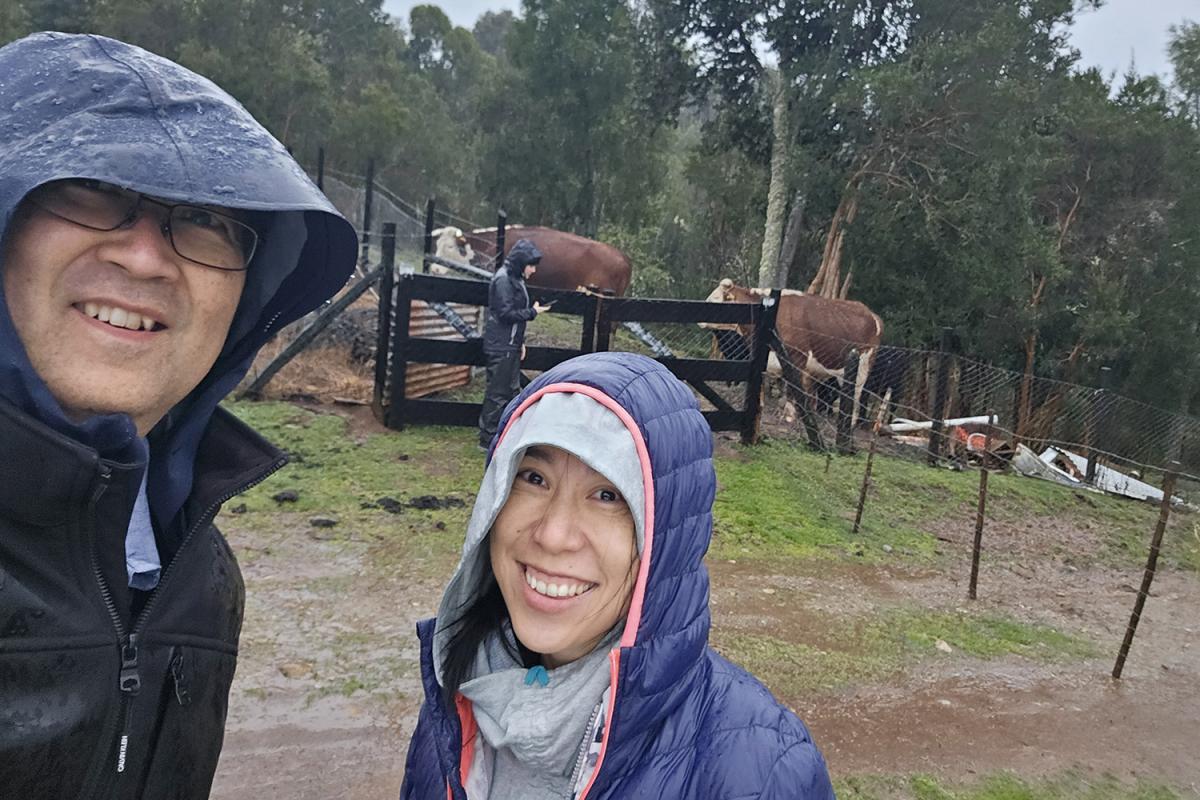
left=401, top=352, right=835, bottom=800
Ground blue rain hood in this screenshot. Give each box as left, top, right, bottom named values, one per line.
left=0, top=32, right=358, bottom=528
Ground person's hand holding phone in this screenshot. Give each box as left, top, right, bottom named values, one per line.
left=533, top=300, right=554, bottom=314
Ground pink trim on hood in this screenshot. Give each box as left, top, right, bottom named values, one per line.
left=496, top=381, right=655, bottom=648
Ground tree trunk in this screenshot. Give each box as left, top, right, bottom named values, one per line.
left=777, top=188, right=807, bottom=289
left=758, top=69, right=790, bottom=289
left=808, top=191, right=859, bottom=298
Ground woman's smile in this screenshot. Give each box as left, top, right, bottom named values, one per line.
left=490, top=445, right=639, bottom=667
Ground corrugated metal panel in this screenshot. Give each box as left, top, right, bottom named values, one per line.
left=405, top=301, right=480, bottom=399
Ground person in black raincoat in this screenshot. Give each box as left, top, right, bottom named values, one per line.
left=479, top=239, right=551, bottom=449
left=0, top=32, right=357, bottom=799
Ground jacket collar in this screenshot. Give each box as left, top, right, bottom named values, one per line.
left=0, top=397, right=284, bottom=529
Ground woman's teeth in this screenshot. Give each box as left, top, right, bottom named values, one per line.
left=525, top=568, right=593, bottom=598
left=82, top=302, right=159, bottom=331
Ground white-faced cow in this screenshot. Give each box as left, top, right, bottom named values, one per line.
left=430, top=226, right=475, bottom=275
left=467, top=225, right=633, bottom=296
left=705, top=279, right=883, bottom=428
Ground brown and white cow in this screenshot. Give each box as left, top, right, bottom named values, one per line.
left=705, top=279, right=883, bottom=426
left=468, top=225, right=633, bottom=296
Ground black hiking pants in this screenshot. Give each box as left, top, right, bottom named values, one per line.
left=479, top=350, right=522, bottom=447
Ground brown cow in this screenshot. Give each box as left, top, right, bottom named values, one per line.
left=705, top=279, right=883, bottom=428
left=468, top=225, right=633, bottom=296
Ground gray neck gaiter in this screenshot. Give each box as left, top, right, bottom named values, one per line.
left=459, top=626, right=615, bottom=800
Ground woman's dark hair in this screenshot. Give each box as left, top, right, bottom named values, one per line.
left=440, top=560, right=538, bottom=708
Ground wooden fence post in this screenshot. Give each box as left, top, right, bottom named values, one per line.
left=360, top=158, right=375, bottom=265
left=968, top=411, right=995, bottom=600
left=422, top=198, right=436, bottom=274
left=594, top=290, right=615, bottom=352
left=496, top=209, right=507, bottom=267
left=928, top=327, right=954, bottom=465
left=852, top=390, right=890, bottom=534
left=384, top=274, right=414, bottom=430
left=580, top=292, right=600, bottom=354
left=837, top=347, right=860, bottom=455
left=742, top=290, right=781, bottom=445
left=1113, top=462, right=1180, bottom=679
left=372, top=223, right=397, bottom=422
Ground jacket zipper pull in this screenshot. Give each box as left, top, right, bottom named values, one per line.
left=170, top=647, right=191, bottom=706
left=115, top=634, right=140, bottom=774
left=119, top=633, right=141, bottom=695
left=114, top=634, right=141, bottom=773
left=92, top=463, right=112, bottom=505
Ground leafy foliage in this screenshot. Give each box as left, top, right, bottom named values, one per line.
left=4, top=0, right=1198, bottom=411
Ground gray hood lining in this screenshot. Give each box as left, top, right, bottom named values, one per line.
left=433, top=390, right=645, bottom=685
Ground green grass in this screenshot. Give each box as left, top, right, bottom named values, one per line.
left=836, top=772, right=1183, bottom=800
left=219, top=400, right=483, bottom=579
left=712, top=607, right=1097, bottom=697
left=710, top=438, right=1199, bottom=570
left=887, top=609, right=1097, bottom=661
left=221, top=400, right=483, bottom=515
left=219, top=400, right=1198, bottom=574
left=713, top=441, right=967, bottom=561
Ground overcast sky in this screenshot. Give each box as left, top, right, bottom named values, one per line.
left=382, top=0, right=1196, bottom=85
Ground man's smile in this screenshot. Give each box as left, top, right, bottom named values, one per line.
left=75, top=301, right=166, bottom=332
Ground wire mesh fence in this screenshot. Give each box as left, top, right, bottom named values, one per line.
left=751, top=328, right=1198, bottom=503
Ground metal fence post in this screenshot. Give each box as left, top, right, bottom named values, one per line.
left=928, top=327, right=955, bottom=465
left=837, top=347, right=860, bottom=455
left=360, top=158, right=375, bottom=265
left=1113, top=462, right=1180, bottom=679
left=742, top=290, right=781, bottom=445
left=372, top=223, right=397, bottom=422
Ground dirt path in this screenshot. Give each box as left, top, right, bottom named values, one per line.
left=718, top=560, right=1200, bottom=793
left=210, top=505, right=1200, bottom=798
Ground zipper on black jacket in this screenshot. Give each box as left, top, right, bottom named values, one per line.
left=89, top=454, right=285, bottom=792
left=88, top=464, right=126, bottom=641
left=116, top=634, right=139, bottom=774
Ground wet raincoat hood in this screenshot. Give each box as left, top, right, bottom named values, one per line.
left=504, top=238, right=542, bottom=277
left=0, top=32, right=357, bottom=529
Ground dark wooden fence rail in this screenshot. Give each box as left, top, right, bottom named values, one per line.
left=376, top=273, right=777, bottom=442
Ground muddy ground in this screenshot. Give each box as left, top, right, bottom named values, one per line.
left=209, top=409, right=1199, bottom=799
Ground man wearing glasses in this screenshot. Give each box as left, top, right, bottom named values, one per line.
left=0, top=32, right=357, bottom=799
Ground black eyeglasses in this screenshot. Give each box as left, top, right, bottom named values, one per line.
left=27, top=179, right=259, bottom=272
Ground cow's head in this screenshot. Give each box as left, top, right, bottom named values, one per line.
left=706, top=278, right=764, bottom=305
left=432, top=226, right=472, bottom=260
left=700, top=278, right=755, bottom=345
